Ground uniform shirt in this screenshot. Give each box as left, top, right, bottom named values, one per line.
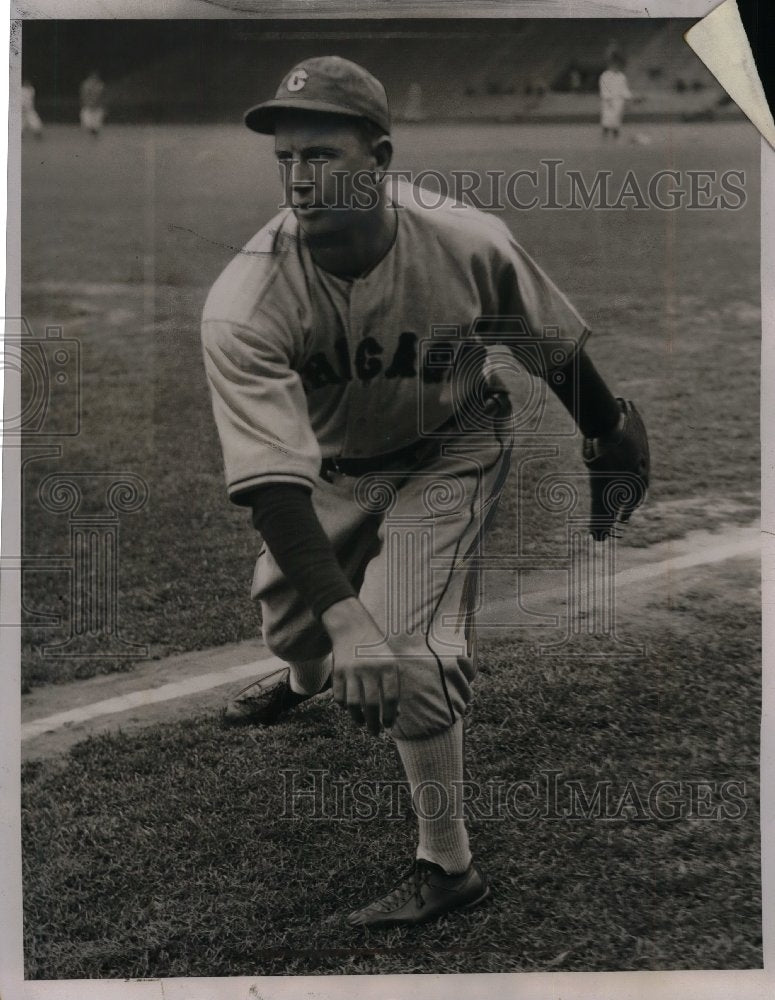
left=202, top=180, right=589, bottom=504
left=80, top=77, right=105, bottom=109
left=599, top=69, right=633, bottom=102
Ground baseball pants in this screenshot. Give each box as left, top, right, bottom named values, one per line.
left=251, top=422, right=513, bottom=740
left=80, top=107, right=105, bottom=131
left=601, top=97, right=626, bottom=129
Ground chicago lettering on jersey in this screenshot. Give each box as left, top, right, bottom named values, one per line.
left=300, top=334, right=484, bottom=392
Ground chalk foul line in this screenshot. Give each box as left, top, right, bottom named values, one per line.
left=21, top=656, right=288, bottom=742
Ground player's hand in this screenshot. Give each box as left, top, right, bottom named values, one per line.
left=321, top=598, right=400, bottom=735
left=583, top=398, right=650, bottom=541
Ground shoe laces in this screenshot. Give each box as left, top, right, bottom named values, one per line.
left=412, top=861, right=434, bottom=908
left=233, top=677, right=287, bottom=708
left=376, top=861, right=433, bottom=912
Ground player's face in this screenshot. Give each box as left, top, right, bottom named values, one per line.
left=274, top=115, right=380, bottom=237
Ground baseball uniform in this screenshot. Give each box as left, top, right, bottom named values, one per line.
left=80, top=74, right=105, bottom=133
left=200, top=54, right=648, bottom=928
left=22, top=83, right=43, bottom=136
left=201, top=179, right=590, bottom=739
left=599, top=68, right=633, bottom=130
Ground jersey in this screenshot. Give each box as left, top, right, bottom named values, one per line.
left=21, top=83, right=35, bottom=112
left=22, top=83, right=43, bottom=134
left=201, top=180, right=590, bottom=505
left=599, top=69, right=633, bottom=102
left=80, top=77, right=104, bottom=110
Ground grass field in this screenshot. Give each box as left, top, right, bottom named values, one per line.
left=21, top=569, right=761, bottom=976
left=19, top=121, right=762, bottom=977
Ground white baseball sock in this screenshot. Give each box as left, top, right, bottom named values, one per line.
left=288, top=655, right=332, bottom=696
left=393, top=718, right=472, bottom=875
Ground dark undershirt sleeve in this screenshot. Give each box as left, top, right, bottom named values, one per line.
left=245, top=482, right=356, bottom=620
left=549, top=348, right=621, bottom=439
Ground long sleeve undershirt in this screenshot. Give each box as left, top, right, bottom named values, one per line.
left=550, top=350, right=621, bottom=439
left=247, top=482, right=356, bottom=619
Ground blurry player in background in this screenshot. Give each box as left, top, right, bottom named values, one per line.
left=22, top=79, right=43, bottom=139
left=80, top=70, right=106, bottom=136
left=599, top=53, right=633, bottom=139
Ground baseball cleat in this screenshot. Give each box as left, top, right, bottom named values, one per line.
left=221, top=666, right=331, bottom=728
left=346, top=858, right=490, bottom=929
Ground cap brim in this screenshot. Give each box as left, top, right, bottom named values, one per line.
left=244, top=98, right=384, bottom=134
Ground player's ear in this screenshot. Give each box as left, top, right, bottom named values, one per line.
left=372, top=135, right=393, bottom=176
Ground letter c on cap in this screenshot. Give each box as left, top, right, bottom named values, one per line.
left=287, top=70, right=309, bottom=92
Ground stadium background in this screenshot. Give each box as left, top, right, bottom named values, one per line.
left=23, top=18, right=739, bottom=125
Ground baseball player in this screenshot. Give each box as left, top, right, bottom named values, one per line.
left=201, top=56, right=649, bottom=929
left=599, top=52, right=634, bottom=139
left=22, top=79, right=43, bottom=139
left=79, top=71, right=106, bottom=136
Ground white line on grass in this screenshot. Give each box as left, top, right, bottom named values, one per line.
left=21, top=656, right=287, bottom=741
left=484, top=531, right=761, bottom=619
left=22, top=531, right=760, bottom=742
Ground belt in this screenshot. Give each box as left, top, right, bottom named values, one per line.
left=321, top=437, right=429, bottom=479
left=319, top=393, right=510, bottom=480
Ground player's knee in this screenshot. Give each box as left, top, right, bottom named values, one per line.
left=262, top=619, right=331, bottom=664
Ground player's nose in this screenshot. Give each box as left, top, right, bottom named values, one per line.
left=289, top=158, right=317, bottom=185
left=288, top=166, right=317, bottom=204
left=290, top=183, right=317, bottom=210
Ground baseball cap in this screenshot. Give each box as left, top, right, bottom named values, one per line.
left=244, top=56, right=390, bottom=135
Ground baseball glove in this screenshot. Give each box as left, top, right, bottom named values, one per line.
left=583, top=398, right=650, bottom=541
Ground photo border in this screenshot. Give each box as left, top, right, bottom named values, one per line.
left=2, top=2, right=771, bottom=999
